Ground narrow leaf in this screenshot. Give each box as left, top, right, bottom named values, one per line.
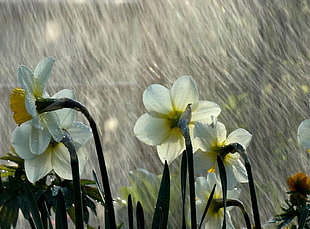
left=56, top=190, right=68, bottom=229
left=23, top=183, right=44, bottom=229
left=151, top=161, right=170, bottom=229
left=128, top=195, right=133, bottom=229
left=298, top=205, right=310, bottom=229
left=136, top=201, right=145, bottom=229
left=199, top=184, right=216, bottom=229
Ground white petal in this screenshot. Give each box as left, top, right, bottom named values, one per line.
left=224, top=164, right=238, bottom=189
left=194, top=122, right=217, bottom=151
left=225, top=128, right=252, bottom=148
left=51, top=143, right=72, bottom=180
left=194, top=150, right=216, bottom=175
left=215, top=122, right=227, bottom=144
left=143, top=84, right=173, bottom=114
left=68, top=121, right=92, bottom=150
left=232, top=159, right=248, bottom=183
left=195, top=176, right=210, bottom=200
left=52, top=89, right=76, bottom=129
left=134, top=113, right=170, bottom=145
left=298, top=119, right=310, bottom=149
left=25, top=149, right=52, bottom=183
left=156, top=128, right=184, bottom=164
left=171, top=76, right=199, bottom=111
left=42, top=112, right=64, bottom=142
left=18, top=65, right=34, bottom=93
left=29, top=125, right=51, bottom=155
left=12, top=123, right=36, bottom=160
left=25, top=92, right=37, bottom=118
left=34, top=57, right=55, bottom=95
left=191, top=101, right=221, bottom=123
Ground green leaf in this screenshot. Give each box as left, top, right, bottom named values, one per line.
left=128, top=194, right=133, bottom=229
left=298, top=205, right=310, bottom=229
left=56, top=190, right=68, bottom=229
left=136, top=201, right=145, bottom=229
left=0, top=198, right=19, bottom=229
left=24, top=182, right=44, bottom=229
left=151, top=161, right=170, bottom=229
left=199, top=184, right=216, bottom=229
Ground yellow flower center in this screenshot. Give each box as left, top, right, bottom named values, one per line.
left=166, top=110, right=183, bottom=129
left=207, top=142, right=235, bottom=173
left=10, top=88, right=32, bottom=125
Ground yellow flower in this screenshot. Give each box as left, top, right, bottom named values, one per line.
left=10, top=87, right=32, bottom=125
left=134, top=76, right=221, bottom=164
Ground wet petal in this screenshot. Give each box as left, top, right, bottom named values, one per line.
left=12, top=123, right=36, bottom=160
left=34, top=57, right=55, bottom=95
left=29, top=125, right=51, bottom=155
left=194, top=122, right=217, bottom=151
left=191, top=101, right=221, bottom=123
left=25, top=92, right=37, bottom=118
left=194, top=149, right=216, bottom=175
left=68, top=121, right=92, bottom=150
left=143, top=84, right=172, bottom=114
left=134, top=113, right=170, bottom=145
left=225, top=128, right=252, bottom=148
left=298, top=119, right=310, bottom=149
left=18, top=65, right=34, bottom=94
left=25, top=149, right=52, bottom=183
left=42, top=112, right=64, bottom=142
left=51, top=143, right=72, bottom=180
left=157, top=128, right=184, bottom=164
left=232, top=159, right=248, bottom=183
left=52, top=89, right=76, bottom=129
left=171, top=76, right=199, bottom=111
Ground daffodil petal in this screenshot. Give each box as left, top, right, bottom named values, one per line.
left=25, top=91, right=37, bottom=118
left=195, top=176, right=211, bottom=200
left=157, top=128, right=184, bottom=164
left=194, top=122, right=217, bottom=151
left=134, top=113, right=170, bottom=145
left=12, top=123, right=36, bottom=160
left=52, top=89, right=76, bottom=129
left=225, top=164, right=238, bottom=189
left=18, top=65, right=34, bottom=94
left=34, top=57, right=55, bottom=95
left=29, top=125, right=51, bottom=155
left=225, top=128, right=252, bottom=148
left=171, top=76, right=199, bottom=111
left=232, top=159, right=248, bottom=183
left=68, top=121, right=92, bottom=150
left=215, top=122, right=227, bottom=144
left=193, top=149, right=215, bottom=175
left=191, top=100, right=221, bottom=123
left=42, top=112, right=64, bottom=142
left=25, top=149, right=52, bottom=183
left=143, top=84, right=173, bottom=114
left=51, top=143, right=72, bottom=180
left=298, top=119, right=310, bottom=149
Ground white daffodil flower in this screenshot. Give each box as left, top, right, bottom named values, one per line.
left=297, top=119, right=310, bottom=152
left=12, top=89, right=93, bottom=183
left=10, top=57, right=64, bottom=155
left=195, top=173, right=240, bottom=229
left=134, top=76, right=221, bottom=164
left=194, top=121, right=252, bottom=189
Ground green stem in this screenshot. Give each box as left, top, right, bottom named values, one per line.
left=61, top=131, right=84, bottom=229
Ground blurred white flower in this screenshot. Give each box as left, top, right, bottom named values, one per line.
left=297, top=119, right=310, bottom=152
left=194, top=121, right=252, bottom=188
left=10, top=57, right=64, bottom=155
left=134, top=76, right=221, bottom=164
left=12, top=90, right=93, bottom=183
left=195, top=173, right=239, bottom=229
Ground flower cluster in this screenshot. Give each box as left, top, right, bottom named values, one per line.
left=134, top=76, right=252, bottom=228
left=10, top=57, right=92, bottom=183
